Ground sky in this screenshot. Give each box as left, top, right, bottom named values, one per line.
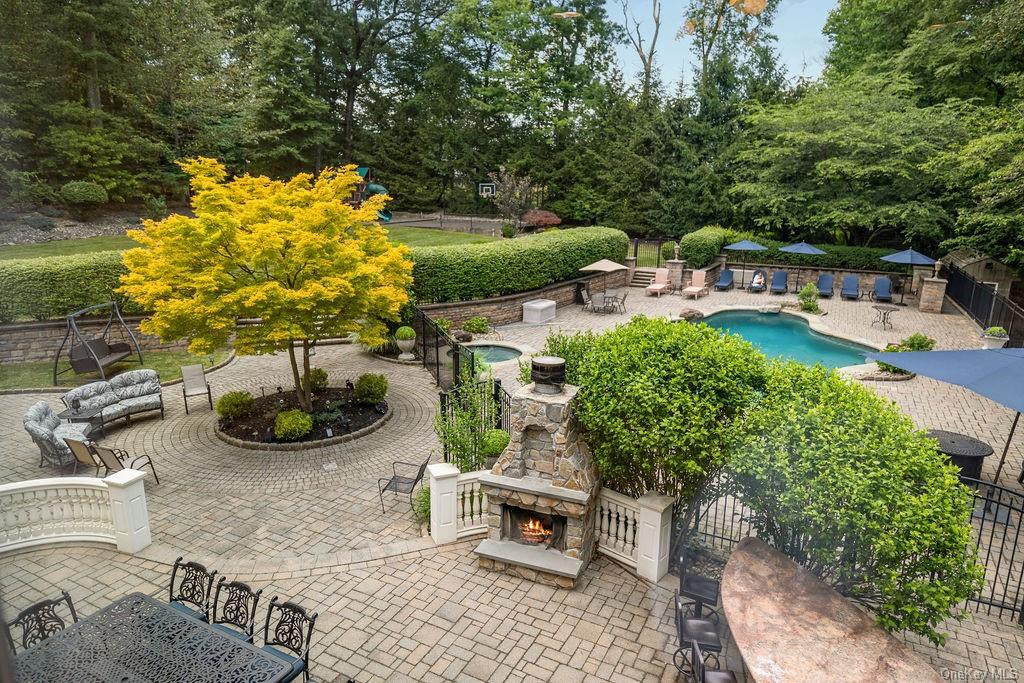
left=614, top=0, right=838, bottom=88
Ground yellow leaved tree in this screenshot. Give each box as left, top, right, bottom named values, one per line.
left=119, top=158, right=412, bottom=412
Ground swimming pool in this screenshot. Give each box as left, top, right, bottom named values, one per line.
left=468, top=344, right=523, bottom=364
left=703, top=310, right=873, bottom=368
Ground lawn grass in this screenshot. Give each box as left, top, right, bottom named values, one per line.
left=0, top=348, right=231, bottom=390
left=0, top=224, right=495, bottom=261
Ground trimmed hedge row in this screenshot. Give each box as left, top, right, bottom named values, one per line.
left=0, top=250, right=142, bottom=321
left=663, top=225, right=909, bottom=273
left=0, top=226, right=630, bottom=319
left=410, top=227, right=629, bottom=303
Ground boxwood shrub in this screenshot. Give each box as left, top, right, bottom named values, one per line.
left=410, top=226, right=629, bottom=303
left=666, top=225, right=908, bottom=273
left=0, top=227, right=629, bottom=320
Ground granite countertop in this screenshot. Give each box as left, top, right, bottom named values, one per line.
left=722, top=538, right=943, bottom=683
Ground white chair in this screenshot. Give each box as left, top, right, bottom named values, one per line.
left=646, top=268, right=671, bottom=297
left=181, top=364, right=213, bottom=414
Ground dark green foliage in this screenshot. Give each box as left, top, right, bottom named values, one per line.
left=411, top=227, right=629, bottom=303
left=675, top=226, right=734, bottom=268
left=308, top=368, right=329, bottom=392
left=433, top=372, right=499, bottom=472
left=60, top=181, right=108, bottom=219
left=877, top=332, right=937, bottom=374
left=274, top=409, right=313, bottom=441
left=517, top=329, right=598, bottom=386
left=479, top=429, right=510, bottom=458
left=215, top=390, right=255, bottom=419
left=394, top=326, right=416, bottom=341
left=462, top=317, right=489, bottom=334
left=22, top=215, right=56, bottom=231
left=573, top=317, right=768, bottom=501
left=142, top=195, right=167, bottom=220
left=354, top=373, right=388, bottom=404
left=413, top=485, right=431, bottom=526
left=0, top=251, right=141, bottom=320
left=729, top=362, right=983, bottom=644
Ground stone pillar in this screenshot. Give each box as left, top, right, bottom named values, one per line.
left=919, top=277, right=948, bottom=314
left=912, top=266, right=932, bottom=295
left=624, top=256, right=637, bottom=284
left=104, top=469, right=152, bottom=554
left=428, top=463, right=460, bottom=545
left=636, top=491, right=675, bottom=583
left=666, top=259, right=684, bottom=290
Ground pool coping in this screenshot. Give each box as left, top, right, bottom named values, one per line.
left=463, top=340, right=536, bottom=366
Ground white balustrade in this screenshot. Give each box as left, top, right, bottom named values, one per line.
left=0, top=471, right=152, bottom=555
left=456, top=470, right=489, bottom=538
left=594, top=488, right=641, bottom=568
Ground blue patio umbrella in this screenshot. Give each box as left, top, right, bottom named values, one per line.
left=779, top=242, right=827, bottom=292
left=865, top=348, right=1024, bottom=485
left=724, top=240, right=767, bottom=288
left=881, top=248, right=936, bottom=304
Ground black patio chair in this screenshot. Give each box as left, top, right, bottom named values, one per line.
left=692, top=640, right=737, bottom=683
left=90, top=442, right=160, bottom=485
left=4, top=590, right=78, bottom=653
left=678, top=559, right=721, bottom=623
left=378, top=455, right=430, bottom=513
left=212, top=577, right=263, bottom=643
left=673, top=591, right=723, bottom=679
left=168, top=556, right=218, bottom=622
left=261, top=596, right=318, bottom=682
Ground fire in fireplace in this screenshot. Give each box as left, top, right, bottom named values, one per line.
left=502, top=505, right=566, bottom=550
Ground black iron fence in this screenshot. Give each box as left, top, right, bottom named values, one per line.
left=945, top=263, right=1024, bottom=348
left=631, top=238, right=671, bottom=269
left=410, top=305, right=474, bottom=389
left=682, top=474, right=1024, bottom=624
left=437, top=378, right=513, bottom=464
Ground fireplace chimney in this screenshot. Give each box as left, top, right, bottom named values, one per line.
left=531, top=356, right=565, bottom=394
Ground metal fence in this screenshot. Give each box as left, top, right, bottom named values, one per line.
left=410, top=306, right=474, bottom=389
left=683, top=474, right=1024, bottom=624
left=945, top=263, right=1024, bottom=348
left=632, top=238, right=671, bottom=269
left=438, top=378, right=513, bottom=463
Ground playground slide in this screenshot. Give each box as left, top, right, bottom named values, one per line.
left=364, top=182, right=392, bottom=222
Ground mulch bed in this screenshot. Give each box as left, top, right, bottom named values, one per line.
left=218, top=387, right=386, bottom=445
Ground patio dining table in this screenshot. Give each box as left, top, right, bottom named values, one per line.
left=14, top=592, right=290, bottom=683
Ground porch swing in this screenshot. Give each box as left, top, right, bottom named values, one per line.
left=52, top=302, right=144, bottom=384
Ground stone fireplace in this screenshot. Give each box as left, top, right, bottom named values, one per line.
left=475, top=358, right=598, bottom=588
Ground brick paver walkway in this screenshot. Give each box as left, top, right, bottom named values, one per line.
left=2, top=289, right=1023, bottom=681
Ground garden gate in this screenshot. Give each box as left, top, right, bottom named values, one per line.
left=945, top=262, right=1024, bottom=348
left=410, top=306, right=475, bottom=389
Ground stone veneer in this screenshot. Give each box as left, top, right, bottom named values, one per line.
left=476, top=382, right=598, bottom=589
left=0, top=316, right=188, bottom=364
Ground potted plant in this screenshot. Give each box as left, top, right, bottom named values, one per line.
left=981, top=326, right=1009, bottom=349
left=395, top=326, right=417, bottom=360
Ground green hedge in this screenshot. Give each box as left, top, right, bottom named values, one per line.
left=410, top=227, right=629, bottom=303
left=0, top=227, right=630, bottom=319
left=0, top=250, right=142, bottom=321
left=664, top=225, right=908, bottom=273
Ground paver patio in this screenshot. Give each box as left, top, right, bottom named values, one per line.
left=2, top=285, right=1023, bottom=681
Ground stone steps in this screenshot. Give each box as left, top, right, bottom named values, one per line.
left=630, top=268, right=657, bottom=287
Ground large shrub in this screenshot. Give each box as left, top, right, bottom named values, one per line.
left=354, top=373, right=388, bottom=404
left=274, top=409, right=313, bottom=441
left=410, top=226, right=629, bottom=303
left=573, top=317, right=768, bottom=501
left=728, top=362, right=983, bottom=645
left=0, top=251, right=140, bottom=320
left=517, top=329, right=598, bottom=385
left=60, top=180, right=108, bottom=210
left=215, top=391, right=255, bottom=420
left=876, top=332, right=937, bottom=374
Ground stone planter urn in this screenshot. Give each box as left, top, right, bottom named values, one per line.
left=981, top=335, right=1008, bottom=350
left=396, top=337, right=416, bottom=360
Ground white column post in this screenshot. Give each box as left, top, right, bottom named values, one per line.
left=428, top=463, right=460, bottom=545
left=104, top=469, right=152, bottom=554
left=636, top=491, right=675, bottom=583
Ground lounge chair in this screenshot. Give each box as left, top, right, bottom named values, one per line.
left=91, top=442, right=160, bottom=484
left=645, top=268, right=671, bottom=297
left=682, top=270, right=710, bottom=299
left=769, top=271, right=788, bottom=294
left=181, top=364, right=213, bottom=414
left=817, top=273, right=834, bottom=298
left=871, top=276, right=893, bottom=303
left=581, top=289, right=594, bottom=311
left=64, top=438, right=101, bottom=477
left=747, top=270, right=768, bottom=293
left=714, top=269, right=734, bottom=291
left=840, top=275, right=860, bottom=300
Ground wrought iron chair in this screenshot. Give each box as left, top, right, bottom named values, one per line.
left=677, top=566, right=721, bottom=623
left=4, top=590, right=78, bottom=653
left=90, top=442, right=160, bottom=485
left=691, top=640, right=737, bottom=683
left=261, top=596, right=318, bottom=682
left=672, top=591, right=723, bottom=678
left=64, top=438, right=101, bottom=477
left=378, top=455, right=430, bottom=513
left=211, top=577, right=263, bottom=643
left=168, top=556, right=218, bottom=621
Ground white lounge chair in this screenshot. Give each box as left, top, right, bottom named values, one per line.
left=681, top=270, right=710, bottom=299
left=645, top=268, right=671, bottom=297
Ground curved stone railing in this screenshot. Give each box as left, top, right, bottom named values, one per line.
left=0, top=471, right=152, bottom=555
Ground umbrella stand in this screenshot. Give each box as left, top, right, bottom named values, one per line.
left=994, top=411, right=1022, bottom=486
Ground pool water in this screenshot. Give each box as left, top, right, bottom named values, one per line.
left=469, top=344, right=523, bottom=364
left=703, top=310, right=872, bottom=369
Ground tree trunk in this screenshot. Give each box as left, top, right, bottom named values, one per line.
left=342, top=77, right=358, bottom=159
left=83, top=28, right=102, bottom=112
left=287, top=342, right=313, bottom=412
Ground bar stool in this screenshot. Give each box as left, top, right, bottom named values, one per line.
left=692, top=641, right=737, bottom=683
left=673, top=591, right=723, bottom=677
left=679, top=567, right=721, bottom=622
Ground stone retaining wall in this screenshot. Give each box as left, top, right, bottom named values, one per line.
left=0, top=317, right=188, bottom=364
left=419, top=270, right=627, bottom=327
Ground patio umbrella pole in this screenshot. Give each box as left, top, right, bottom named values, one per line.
left=995, top=411, right=1022, bottom=486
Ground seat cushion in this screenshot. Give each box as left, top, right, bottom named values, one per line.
left=120, top=395, right=162, bottom=414
left=212, top=622, right=250, bottom=642
left=54, top=421, right=94, bottom=441
left=169, top=601, right=207, bottom=621
left=100, top=402, right=130, bottom=421
left=680, top=618, right=721, bottom=651
left=110, top=369, right=161, bottom=400
left=261, top=644, right=306, bottom=681
left=63, top=382, right=117, bottom=412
